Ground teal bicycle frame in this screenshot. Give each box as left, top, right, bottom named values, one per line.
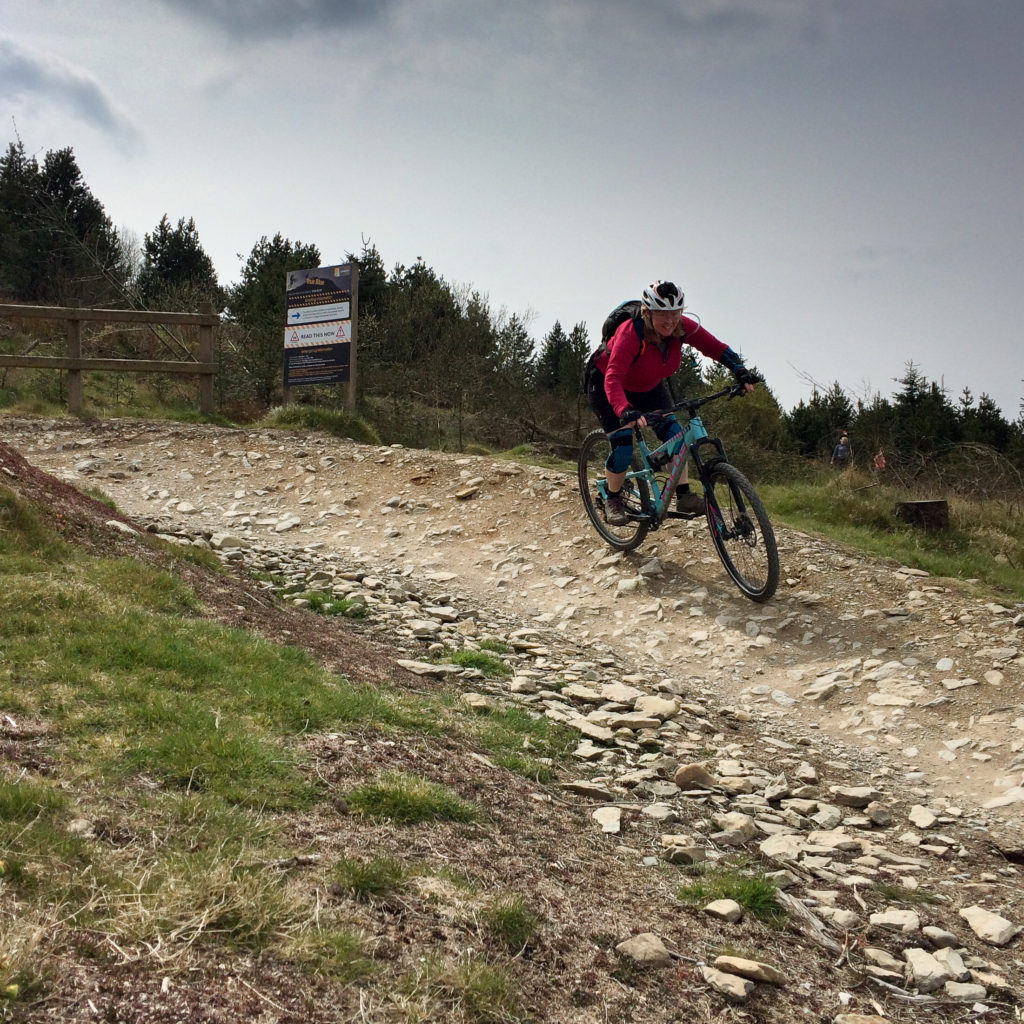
left=580, top=379, right=779, bottom=600
left=597, top=388, right=734, bottom=530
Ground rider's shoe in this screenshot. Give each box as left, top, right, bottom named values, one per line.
left=675, top=490, right=705, bottom=515
left=605, top=489, right=629, bottom=525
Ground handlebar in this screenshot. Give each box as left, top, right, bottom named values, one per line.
left=645, top=379, right=757, bottom=422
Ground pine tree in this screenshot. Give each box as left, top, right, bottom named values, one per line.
left=137, top=214, right=221, bottom=309
left=0, top=141, right=127, bottom=304
left=535, top=321, right=569, bottom=393
left=225, top=233, right=321, bottom=405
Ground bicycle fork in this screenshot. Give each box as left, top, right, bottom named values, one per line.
left=698, top=466, right=754, bottom=543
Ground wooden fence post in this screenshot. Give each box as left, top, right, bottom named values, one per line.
left=66, top=317, right=83, bottom=414
left=348, top=264, right=359, bottom=411
left=198, top=301, right=215, bottom=415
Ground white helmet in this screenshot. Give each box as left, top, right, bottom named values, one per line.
left=641, top=280, right=685, bottom=311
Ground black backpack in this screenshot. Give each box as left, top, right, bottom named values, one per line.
left=581, top=300, right=646, bottom=392
left=600, top=299, right=645, bottom=350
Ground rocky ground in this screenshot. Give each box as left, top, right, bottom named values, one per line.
left=2, top=415, right=1023, bottom=1022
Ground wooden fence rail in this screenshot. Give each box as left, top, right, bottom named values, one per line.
left=0, top=302, right=219, bottom=415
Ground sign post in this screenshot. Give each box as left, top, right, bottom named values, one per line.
left=283, top=263, right=358, bottom=408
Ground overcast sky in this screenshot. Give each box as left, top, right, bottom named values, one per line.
left=2, top=0, right=1022, bottom=420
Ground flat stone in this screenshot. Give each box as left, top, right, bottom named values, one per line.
left=870, top=909, right=920, bottom=933
left=615, top=932, right=672, bottom=967
left=865, top=801, right=892, bottom=826
left=982, top=786, right=1024, bottom=808
left=634, top=694, right=679, bottom=720
left=759, top=833, right=803, bottom=861
left=602, top=682, right=645, bottom=703
left=395, top=659, right=461, bottom=677
left=661, top=841, right=706, bottom=866
left=831, top=786, right=883, bottom=808
left=903, top=947, right=949, bottom=992
left=958, top=905, right=1018, bottom=945
left=866, top=693, right=914, bottom=707
left=569, top=717, right=615, bottom=742
left=931, top=946, right=969, bottom=982
left=561, top=780, right=616, bottom=799
left=811, top=804, right=844, bottom=829
left=863, top=947, right=903, bottom=970
left=860, top=965, right=904, bottom=983
left=700, top=966, right=753, bottom=1002
left=942, top=677, right=979, bottom=690
left=943, top=981, right=988, bottom=1000
left=908, top=805, right=937, bottom=829
left=606, top=711, right=662, bottom=731
left=970, top=969, right=1011, bottom=990
left=704, top=899, right=743, bottom=923
left=827, top=908, right=863, bottom=930
left=674, top=763, right=718, bottom=789
left=592, top=806, right=622, bottom=834
left=807, top=828, right=863, bottom=852
left=922, top=925, right=960, bottom=948
left=712, top=812, right=757, bottom=841
left=641, top=802, right=676, bottom=822
left=713, top=955, right=788, bottom=985
left=560, top=683, right=604, bottom=703
left=718, top=776, right=755, bottom=794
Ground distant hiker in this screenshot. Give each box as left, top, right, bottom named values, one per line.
left=873, top=448, right=886, bottom=471
left=584, top=280, right=759, bottom=525
left=830, top=435, right=851, bottom=468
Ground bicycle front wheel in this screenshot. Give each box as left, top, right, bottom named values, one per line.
left=703, top=462, right=779, bottom=602
left=578, top=429, right=650, bottom=552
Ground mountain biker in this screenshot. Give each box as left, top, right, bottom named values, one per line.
left=584, top=280, right=758, bottom=525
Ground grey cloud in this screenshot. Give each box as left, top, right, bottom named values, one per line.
left=626, top=0, right=776, bottom=34
left=155, top=0, right=791, bottom=44
left=0, top=38, right=142, bottom=154
left=154, top=0, right=396, bottom=39
left=582, top=0, right=803, bottom=39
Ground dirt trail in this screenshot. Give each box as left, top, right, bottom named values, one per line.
left=4, top=416, right=1023, bottom=819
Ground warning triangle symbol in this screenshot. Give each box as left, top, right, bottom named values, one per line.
left=290, top=330, right=300, bottom=343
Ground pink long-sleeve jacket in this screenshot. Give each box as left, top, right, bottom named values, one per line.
left=594, top=315, right=729, bottom=417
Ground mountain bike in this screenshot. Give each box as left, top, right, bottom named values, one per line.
left=578, top=382, right=780, bottom=602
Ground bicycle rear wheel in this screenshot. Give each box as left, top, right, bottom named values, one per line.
left=703, top=462, right=779, bottom=602
left=578, top=429, right=650, bottom=552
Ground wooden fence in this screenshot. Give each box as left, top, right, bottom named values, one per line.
left=0, top=302, right=219, bottom=415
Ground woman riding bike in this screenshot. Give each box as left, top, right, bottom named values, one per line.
left=584, top=280, right=758, bottom=524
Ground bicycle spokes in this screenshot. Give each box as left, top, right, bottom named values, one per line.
left=577, top=430, right=650, bottom=553
left=703, top=464, right=779, bottom=602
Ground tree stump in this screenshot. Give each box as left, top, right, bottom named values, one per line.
left=894, top=500, right=949, bottom=531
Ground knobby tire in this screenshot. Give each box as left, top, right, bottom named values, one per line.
left=704, top=462, right=779, bottom=602
left=578, top=429, right=650, bottom=552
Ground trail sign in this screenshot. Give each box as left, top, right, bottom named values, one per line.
left=283, top=264, right=358, bottom=403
